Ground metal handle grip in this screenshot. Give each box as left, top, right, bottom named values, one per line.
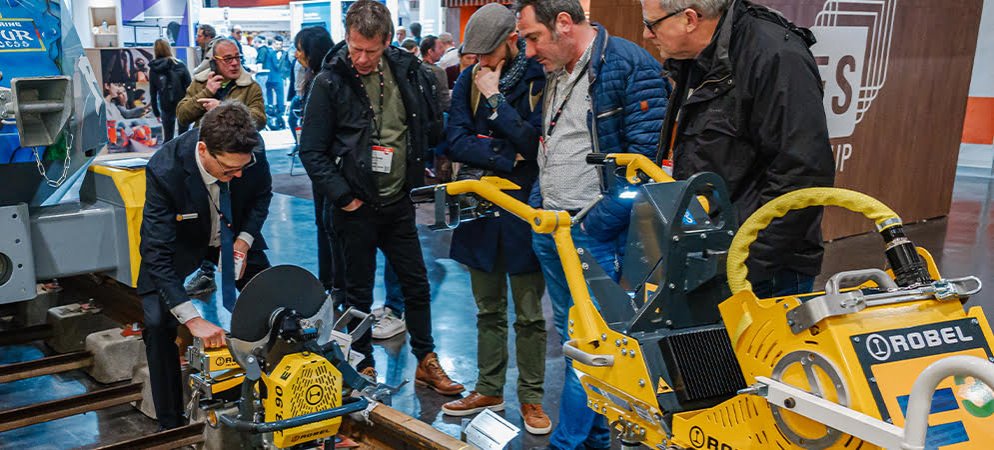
left=563, top=340, right=614, bottom=367
left=825, top=269, right=898, bottom=295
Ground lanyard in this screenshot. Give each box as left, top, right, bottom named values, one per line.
left=353, top=60, right=387, bottom=143
left=545, top=63, right=590, bottom=138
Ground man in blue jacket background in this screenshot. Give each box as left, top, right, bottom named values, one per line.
left=517, top=0, right=671, bottom=448
left=438, top=3, right=551, bottom=435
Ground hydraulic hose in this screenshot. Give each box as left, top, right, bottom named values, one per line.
left=726, top=187, right=930, bottom=294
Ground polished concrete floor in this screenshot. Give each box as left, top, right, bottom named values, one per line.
left=0, top=139, right=992, bottom=449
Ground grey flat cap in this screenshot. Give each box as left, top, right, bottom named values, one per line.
left=462, top=3, right=516, bottom=55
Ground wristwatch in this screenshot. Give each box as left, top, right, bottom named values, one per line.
left=486, top=93, right=506, bottom=110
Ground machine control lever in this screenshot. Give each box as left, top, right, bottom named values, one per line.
left=571, top=195, right=604, bottom=227
left=563, top=339, right=615, bottom=367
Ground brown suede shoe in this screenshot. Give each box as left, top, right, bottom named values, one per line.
left=415, top=352, right=465, bottom=395
left=521, top=403, right=551, bottom=435
left=441, top=392, right=505, bottom=416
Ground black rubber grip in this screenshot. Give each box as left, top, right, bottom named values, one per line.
left=586, top=153, right=608, bottom=165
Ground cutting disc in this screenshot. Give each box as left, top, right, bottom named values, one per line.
left=230, top=265, right=327, bottom=342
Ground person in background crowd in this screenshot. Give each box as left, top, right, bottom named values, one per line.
left=516, top=0, right=670, bottom=447
left=394, top=26, right=407, bottom=46
left=149, top=38, right=192, bottom=143
left=177, top=38, right=266, bottom=130
left=410, top=21, right=423, bottom=43
left=253, top=35, right=269, bottom=68
left=229, top=25, right=245, bottom=65
left=261, top=36, right=292, bottom=116
left=292, top=26, right=340, bottom=297
left=438, top=3, right=550, bottom=435
left=641, top=0, right=835, bottom=297
left=445, top=46, right=478, bottom=89
left=196, top=24, right=216, bottom=60
left=299, top=0, right=462, bottom=394
left=419, top=35, right=451, bottom=111
left=400, top=38, right=419, bottom=56
left=437, top=32, right=460, bottom=69
left=419, top=35, right=452, bottom=182
left=176, top=38, right=267, bottom=296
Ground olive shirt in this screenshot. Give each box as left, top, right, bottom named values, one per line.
left=361, top=61, right=408, bottom=203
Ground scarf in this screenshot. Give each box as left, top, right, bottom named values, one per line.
left=498, top=39, right=529, bottom=94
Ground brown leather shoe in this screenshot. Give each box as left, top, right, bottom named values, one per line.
left=441, top=392, right=505, bottom=416
left=521, top=403, right=551, bottom=435
left=415, top=352, right=465, bottom=395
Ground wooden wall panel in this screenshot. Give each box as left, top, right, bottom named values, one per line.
left=589, top=0, right=984, bottom=240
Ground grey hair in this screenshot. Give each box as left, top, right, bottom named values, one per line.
left=656, top=0, right=732, bottom=18
left=345, top=0, right=394, bottom=42
left=209, top=37, right=239, bottom=54
left=438, top=32, right=454, bottom=45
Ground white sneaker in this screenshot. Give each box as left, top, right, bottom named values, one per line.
left=371, top=306, right=387, bottom=319
left=371, top=308, right=406, bottom=340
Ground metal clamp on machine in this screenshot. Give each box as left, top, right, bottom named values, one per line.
left=786, top=270, right=982, bottom=334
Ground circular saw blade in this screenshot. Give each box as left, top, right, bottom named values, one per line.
left=230, top=265, right=327, bottom=342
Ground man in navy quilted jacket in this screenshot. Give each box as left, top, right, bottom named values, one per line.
left=516, top=0, right=670, bottom=448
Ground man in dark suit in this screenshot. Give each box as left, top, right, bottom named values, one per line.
left=137, top=101, right=272, bottom=429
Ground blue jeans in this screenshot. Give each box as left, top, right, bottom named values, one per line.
left=532, top=229, right=618, bottom=450
left=751, top=269, right=815, bottom=299
left=265, top=81, right=285, bottom=112
left=383, top=260, right=404, bottom=313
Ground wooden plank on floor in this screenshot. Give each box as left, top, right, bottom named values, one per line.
left=341, top=403, right=471, bottom=450
left=94, top=422, right=205, bottom=450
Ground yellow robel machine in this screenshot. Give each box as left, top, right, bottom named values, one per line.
left=415, top=154, right=994, bottom=449
left=187, top=265, right=396, bottom=449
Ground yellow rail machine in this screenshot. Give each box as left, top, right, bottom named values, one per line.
left=188, top=265, right=398, bottom=449
left=415, top=154, right=994, bottom=449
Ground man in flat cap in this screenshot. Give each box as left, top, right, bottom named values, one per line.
left=439, top=3, right=551, bottom=435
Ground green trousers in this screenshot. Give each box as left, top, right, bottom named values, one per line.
left=469, top=256, right=546, bottom=404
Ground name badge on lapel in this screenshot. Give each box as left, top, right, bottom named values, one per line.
left=176, top=213, right=199, bottom=222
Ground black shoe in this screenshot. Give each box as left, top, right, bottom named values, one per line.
left=184, top=270, right=217, bottom=297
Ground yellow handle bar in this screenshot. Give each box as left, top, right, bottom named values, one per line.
left=726, top=187, right=901, bottom=294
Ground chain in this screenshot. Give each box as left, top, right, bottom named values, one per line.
left=33, top=131, right=73, bottom=188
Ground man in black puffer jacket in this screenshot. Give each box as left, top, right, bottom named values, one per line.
left=298, top=0, right=463, bottom=395
left=645, top=0, right=836, bottom=297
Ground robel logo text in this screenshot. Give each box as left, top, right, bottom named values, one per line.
left=865, top=326, right=973, bottom=362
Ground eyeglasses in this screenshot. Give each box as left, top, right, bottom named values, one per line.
left=643, top=9, right=686, bottom=35
left=213, top=53, right=243, bottom=64
left=210, top=151, right=256, bottom=176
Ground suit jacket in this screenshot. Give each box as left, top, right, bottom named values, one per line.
left=136, top=128, right=272, bottom=310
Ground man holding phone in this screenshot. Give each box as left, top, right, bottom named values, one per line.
left=177, top=38, right=266, bottom=130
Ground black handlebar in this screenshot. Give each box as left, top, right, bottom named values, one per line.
left=585, top=153, right=608, bottom=165
left=410, top=185, right=437, bottom=204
